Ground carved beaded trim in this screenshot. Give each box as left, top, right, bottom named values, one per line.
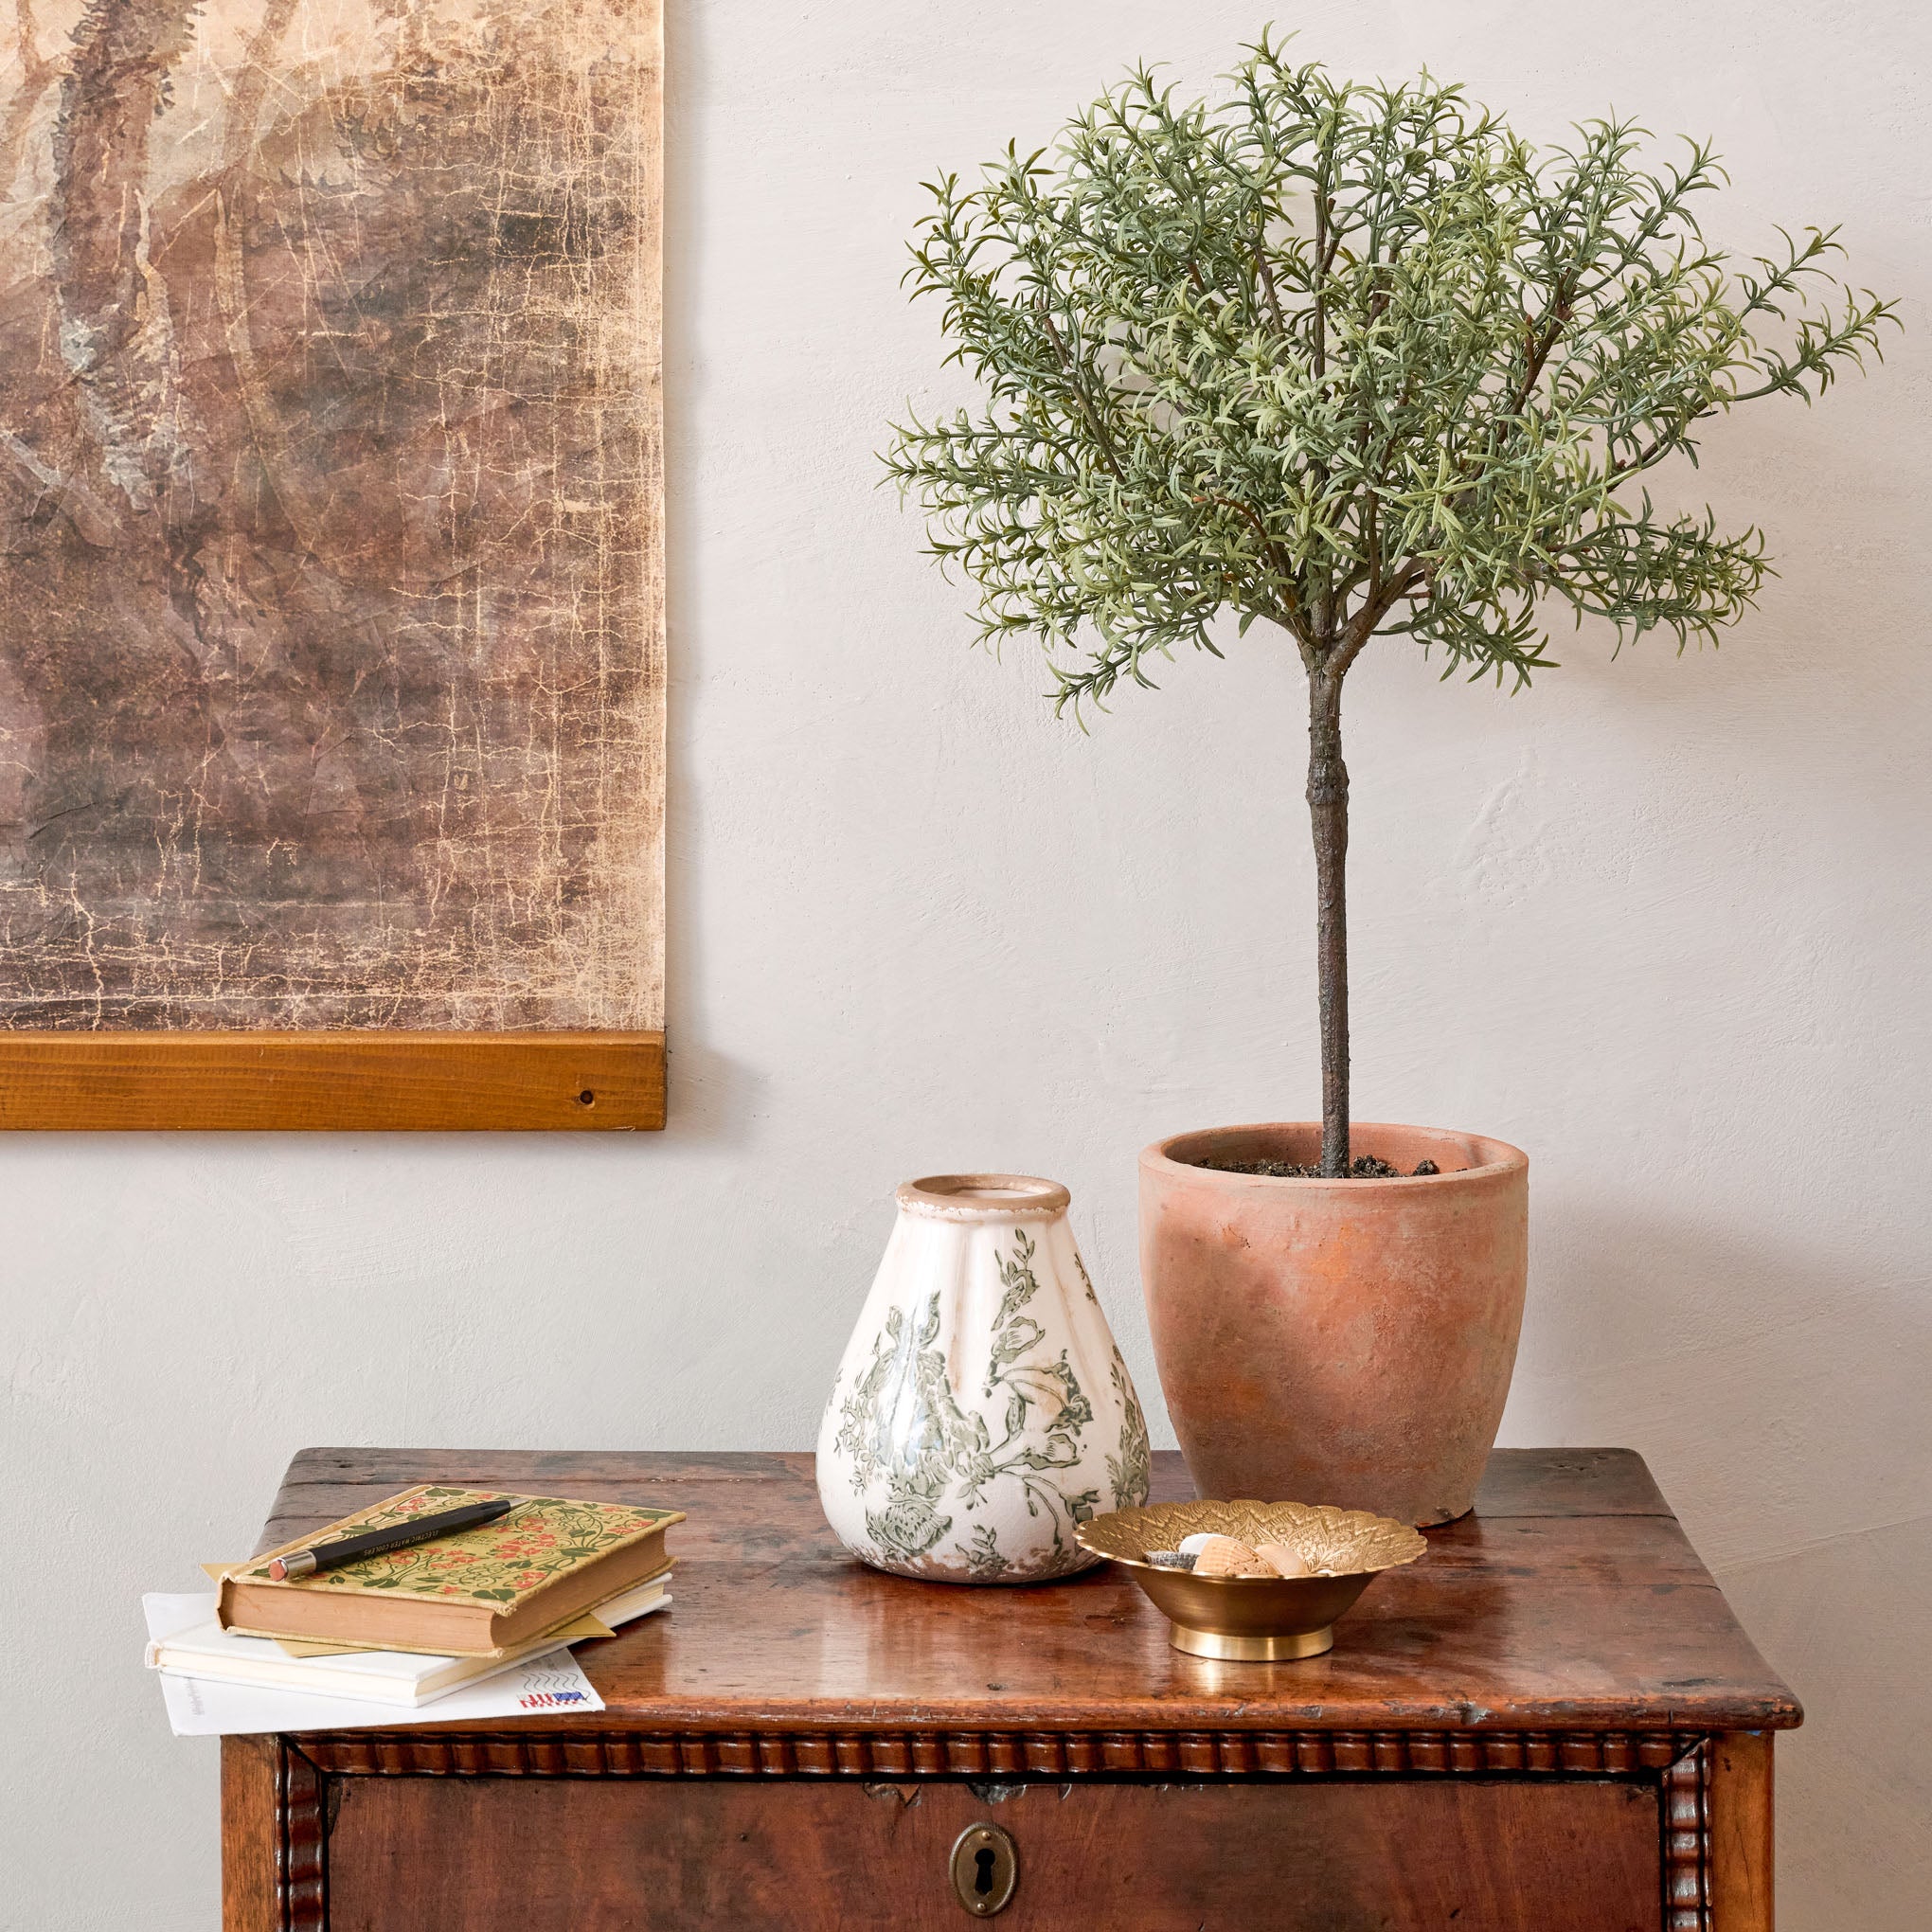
left=1662, top=1740, right=1712, bottom=1931
left=275, top=1742, right=328, bottom=1932
left=295, top=1726, right=1698, bottom=1780
left=273, top=1730, right=1718, bottom=1931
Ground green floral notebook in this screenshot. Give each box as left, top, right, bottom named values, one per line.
left=220, top=1486, right=683, bottom=1655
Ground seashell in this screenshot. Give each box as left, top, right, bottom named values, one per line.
left=1190, top=1534, right=1261, bottom=1578
left=1176, top=1531, right=1217, bottom=1557
left=1254, top=1540, right=1312, bottom=1580
left=1144, top=1549, right=1196, bottom=1570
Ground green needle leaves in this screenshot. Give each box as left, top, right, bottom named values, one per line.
left=883, top=34, right=1896, bottom=711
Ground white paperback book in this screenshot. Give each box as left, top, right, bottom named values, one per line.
left=142, top=1593, right=609, bottom=1737
left=147, top=1575, right=670, bottom=1708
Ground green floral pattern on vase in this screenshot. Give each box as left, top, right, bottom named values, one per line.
left=816, top=1177, right=1151, bottom=1583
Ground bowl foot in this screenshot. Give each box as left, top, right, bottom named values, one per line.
left=1168, top=1622, right=1334, bottom=1661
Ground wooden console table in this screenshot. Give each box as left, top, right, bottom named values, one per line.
left=223, top=1448, right=1798, bottom=1930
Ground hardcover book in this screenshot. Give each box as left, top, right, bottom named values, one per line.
left=153, top=1577, right=671, bottom=1707
left=219, top=1487, right=683, bottom=1655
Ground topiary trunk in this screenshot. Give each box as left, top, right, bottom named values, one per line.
left=1306, top=671, right=1351, bottom=1177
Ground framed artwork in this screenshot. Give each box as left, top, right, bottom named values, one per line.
left=0, top=0, right=665, bottom=1127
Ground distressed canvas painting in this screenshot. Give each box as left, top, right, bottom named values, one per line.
left=0, top=0, right=663, bottom=1031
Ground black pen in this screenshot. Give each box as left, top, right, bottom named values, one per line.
left=267, top=1497, right=519, bottom=1581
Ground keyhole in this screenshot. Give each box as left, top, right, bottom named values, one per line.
left=948, top=1822, right=1017, bottom=1917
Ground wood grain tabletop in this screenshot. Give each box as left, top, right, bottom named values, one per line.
left=256, top=1446, right=1800, bottom=1737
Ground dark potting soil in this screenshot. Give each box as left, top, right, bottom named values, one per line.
left=1191, top=1155, right=1445, bottom=1179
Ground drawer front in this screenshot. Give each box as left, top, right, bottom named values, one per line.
left=324, top=1776, right=1662, bottom=1931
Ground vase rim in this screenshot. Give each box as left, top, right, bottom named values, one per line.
left=898, top=1173, right=1071, bottom=1220
left=1141, top=1121, right=1528, bottom=1188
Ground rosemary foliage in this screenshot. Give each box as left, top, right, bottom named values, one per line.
left=885, top=36, right=1894, bottom=707
left=883, top=37, right=1894, bottom=1172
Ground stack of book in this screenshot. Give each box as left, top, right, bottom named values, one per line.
left=148, top=1485, right=682, bottom=1711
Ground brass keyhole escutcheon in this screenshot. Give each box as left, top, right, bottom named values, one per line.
left=949, top=1822, right=1018, bottom=1917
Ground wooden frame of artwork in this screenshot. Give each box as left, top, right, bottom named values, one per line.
left=0, top=0, right=666, bottom=1129
left=0, top=1031, right=665, bottom=1131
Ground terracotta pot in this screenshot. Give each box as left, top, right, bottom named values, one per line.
left=1139, top=1123, right=1529, bottom=1526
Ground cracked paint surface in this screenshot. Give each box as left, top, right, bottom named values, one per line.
left=0, top=0, right=664, bottom=1028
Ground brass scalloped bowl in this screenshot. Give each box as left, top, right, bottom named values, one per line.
left=1077, top=1500, right=1427, bottom=1661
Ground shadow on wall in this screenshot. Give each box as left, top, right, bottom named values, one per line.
left=1509, top=1205, right=1931, bottom=1932
left=660, top=1038, right=764, bottom=1147
left=1726, top=1518, right=1932, bottom=1932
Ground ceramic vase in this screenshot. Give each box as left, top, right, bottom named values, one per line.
left=815, top=1173, right=1152, bottom=1583
left=1140, top=1122, right=1530, bottom=1527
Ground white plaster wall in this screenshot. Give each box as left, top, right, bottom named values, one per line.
left=4, top=2, right=1927, bottom=1924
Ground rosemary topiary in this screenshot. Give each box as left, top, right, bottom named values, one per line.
left=884, top=35, right=1894, bottom=1176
